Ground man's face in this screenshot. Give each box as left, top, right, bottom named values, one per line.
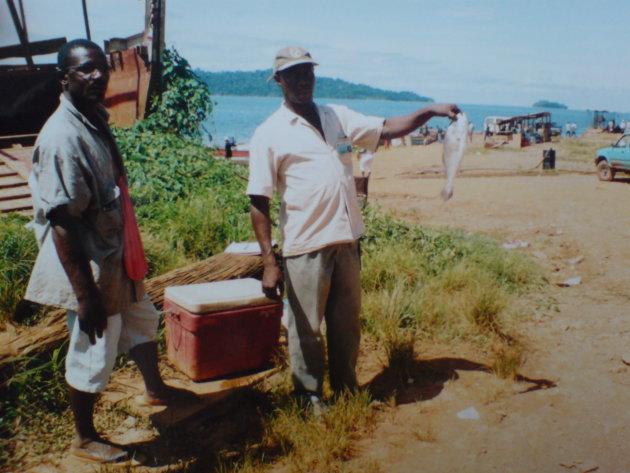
left=275, top=63, right=315, bottom=105
left=63, top=46, right=110, bottom=106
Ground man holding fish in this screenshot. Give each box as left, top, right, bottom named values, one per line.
left=247, top=45, right=460, bottom=413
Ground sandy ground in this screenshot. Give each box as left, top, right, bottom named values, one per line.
left=352, top=133, right=630, bottom=473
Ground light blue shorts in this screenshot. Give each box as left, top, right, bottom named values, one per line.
left=65, top=296, right=159, bottom=393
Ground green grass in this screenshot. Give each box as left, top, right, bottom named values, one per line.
left=140, top=190, right=255, bottom=273
left=261, top=389, right=377, bottom=473
left=0, top=214, right=41, bottom=326
left=360, top=205, right=542, bottom=381
left=0, top=341, right=71, bottom=468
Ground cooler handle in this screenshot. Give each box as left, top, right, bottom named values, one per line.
left=165, top=310, right=183, bottom=351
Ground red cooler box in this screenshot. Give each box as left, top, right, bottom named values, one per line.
left=164, top=278, right=282, bottom=381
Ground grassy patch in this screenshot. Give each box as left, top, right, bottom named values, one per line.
left=0, top=341, right=71, bottom=468
left=263, top=390, right=376, bottom=473
left=360, top=205, right=542, bottom=383
left=560, top=138, right=602, bottom=162
left=0, top=214, right=41, bottom=326
left=556, top=133, right=617, bottom=163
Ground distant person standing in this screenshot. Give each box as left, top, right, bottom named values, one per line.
left=358, top=149, right=374, bottom=176
left=467, top=121, right=474, bottom=141
left=224, top=136, right=235, bottom=158
left=247, top=45, right=459, bottom=413
left=436, top=126, right=444, bottom=143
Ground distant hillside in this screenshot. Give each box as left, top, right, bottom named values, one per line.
left=194, top=69, right=433, bottom=102
left=533, top=100, right=568, bottom=109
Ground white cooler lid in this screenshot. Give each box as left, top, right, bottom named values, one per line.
left=164, top=278, right=277, bottom=314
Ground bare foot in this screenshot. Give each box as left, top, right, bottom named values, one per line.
left=143, top=384, right=199, bottom=406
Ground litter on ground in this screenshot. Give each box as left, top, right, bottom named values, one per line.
left=457, top=406, right=480, bottom=420
left=502, top=240, right=530, bottom=249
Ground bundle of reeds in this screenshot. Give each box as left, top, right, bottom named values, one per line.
left=0, top=252, right=263, bottom=365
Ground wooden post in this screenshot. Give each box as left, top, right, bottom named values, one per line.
left=6, top=0, right=33, bottom=66
left=81, top=0, right=92, bottom=40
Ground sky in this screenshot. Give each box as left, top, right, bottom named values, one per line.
left=2, top=0, right=629, bottom=112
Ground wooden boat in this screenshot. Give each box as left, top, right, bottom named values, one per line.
left=0, top=0, right=165, bottom=214
left=216, top=149, right=250, bottom=158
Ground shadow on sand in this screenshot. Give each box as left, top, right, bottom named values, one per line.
left=365, top=356, right=556, bottom=405
left=114, top=387, right=277, bottom=470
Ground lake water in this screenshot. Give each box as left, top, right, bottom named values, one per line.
left=203, top=95, right=630, bottom=146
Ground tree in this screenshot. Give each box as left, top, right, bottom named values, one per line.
left=144, top=48, right=213, bottom=139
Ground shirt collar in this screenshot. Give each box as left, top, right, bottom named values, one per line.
left=59, top=93, right=110, bottom=131
left=279, top=101, right=322, bottom=126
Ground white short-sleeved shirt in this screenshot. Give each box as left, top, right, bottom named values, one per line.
left=247, top=102, right=383, bottom=256
left=25, top=93, right=144, bottom=315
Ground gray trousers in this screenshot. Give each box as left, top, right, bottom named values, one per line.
left=284, top=242, right=361, bottom=395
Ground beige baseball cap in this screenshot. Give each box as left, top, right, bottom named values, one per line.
left=269, top=46, right=318, bottom=80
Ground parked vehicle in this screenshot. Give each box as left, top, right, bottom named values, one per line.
left=594, top=134, right=630, bottom=181
left=483, top=116, right=509, bottom=136
left=484, top=113, right=558, bottom=147
left=550, top=122, right=562, bottom=137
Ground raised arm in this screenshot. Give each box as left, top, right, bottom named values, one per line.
left=249, top=195, right=283, bottom=299
left=381, top=103, right=461, bottom=140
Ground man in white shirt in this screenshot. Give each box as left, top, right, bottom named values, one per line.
left=247, top=46, right=459, bottom=410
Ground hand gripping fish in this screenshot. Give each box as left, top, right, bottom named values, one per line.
left=441, top=112, right=469, bottom=201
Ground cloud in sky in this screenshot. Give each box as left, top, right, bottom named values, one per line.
left=2, top=0, right=629, bottom=111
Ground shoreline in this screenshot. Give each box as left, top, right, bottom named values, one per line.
left=207, top=97, right=630, bottom=146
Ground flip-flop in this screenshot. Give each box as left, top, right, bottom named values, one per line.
left=70, top=445, right=145, bottom=466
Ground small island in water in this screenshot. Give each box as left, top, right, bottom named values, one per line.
left=195, top=69, right=433, bottom=102
left=533, top=100, right=568, bottom=109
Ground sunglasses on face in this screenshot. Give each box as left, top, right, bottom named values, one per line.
left=66, top=62, right=111, bottom=78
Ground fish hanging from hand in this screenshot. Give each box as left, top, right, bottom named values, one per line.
left=441, top=112, right=469, bottom=201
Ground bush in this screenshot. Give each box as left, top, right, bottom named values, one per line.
left=113, top=126, right=255, bottom=274
left=0, top=215, right=39, bottom=326
left=110, top=45, right=255, bottom=271
left=144, top=48, right=213, bottom=139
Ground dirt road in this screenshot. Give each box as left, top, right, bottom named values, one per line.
left=355, top=134, right=630, bottom=473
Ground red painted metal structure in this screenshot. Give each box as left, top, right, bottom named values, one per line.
left=0, top=0, right=165, bottom=214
